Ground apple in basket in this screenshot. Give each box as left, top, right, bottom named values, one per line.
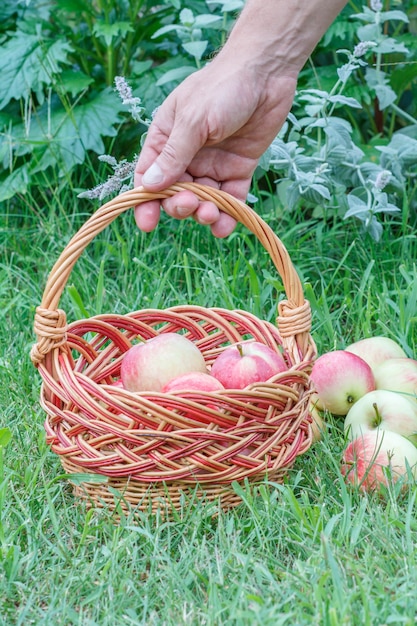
left=345, top=336, right=407, bottom=372
left=162, top=371, right=225, bottom=393
left=121, top=332, right=208, bottom=392
left=310, top=350, right=376, bottom=416
left=344, top=389, right=417, bottom=445
left=162, top=372, right=225, bottom=412
left=341, top=429, right=417, bottom=492
left=210, top=341, right=288, bottom=390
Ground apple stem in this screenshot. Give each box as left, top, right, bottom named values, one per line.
left=237, top=344, right=243, bottom=357
left=372, top=402, right=382, bottom=428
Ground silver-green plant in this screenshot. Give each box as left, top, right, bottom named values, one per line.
left=263, top=1, right=417, bottom=241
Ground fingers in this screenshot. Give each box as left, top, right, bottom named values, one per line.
left=133, top=173, right=251, bottom=236
left=162, top=190, right=222, bottom=227
left=134, top=201, right=161, bottom=232
left=137, top=111, right=205, bottom=192
left=162, top=190, right=200, bottom=220
left=134, top=188, right=238, bottom=237
left=210, top=212, right=237, bottom=238
left=162, top=188, right=238, bottom=237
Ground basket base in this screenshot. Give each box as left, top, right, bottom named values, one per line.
left=60, top=458, right=288, bottom=518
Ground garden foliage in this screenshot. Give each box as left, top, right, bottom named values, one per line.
left=1, top=0, right=416, bottom=239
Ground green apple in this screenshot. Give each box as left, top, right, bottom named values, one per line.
left=373, top=358, right=417, bottom=404
left=345, top=336, right=407, bottom=371
left=344, top=389, right=417, bottom=445
left=121, top=333, right=207, bottom=392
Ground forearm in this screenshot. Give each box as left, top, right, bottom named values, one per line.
left=221, top=0, right=349, bottom=76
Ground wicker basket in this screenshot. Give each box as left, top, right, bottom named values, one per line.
left=31, top=183, right=317, bottom=516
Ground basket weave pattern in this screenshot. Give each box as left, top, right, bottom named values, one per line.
left=31, top=183, right=316, bottom=513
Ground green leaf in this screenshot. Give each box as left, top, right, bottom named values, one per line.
left=384, top=134, right=417, bottom=166
left=180, top=8, right=194, bottom=26
left=366, top=218, right=383, bottom=242
left=374, top=84, right=397, bottom=110
left=345, top=193, right=368, bottom=218
left=0, top=428, right=12, bottom=448
left=380, top=10, right=409, bottom=24
left=152, top=23, right=186, bottom=38
left=59, top=69, right=94, bottom=97
left=194, top=14, right=222, bottom=28
left=357, top=23, right=380, bottom=41
left=92, top=21, right=134, bottom=47
left=309, top=183, right=331, bottom=200
left=63, top=473, right=108, bottom=485
left=375, top=37, right=409, bottom=55
left=351, top=8, right=377, bottom=24
left=0, top=165, right=30, bottom=202
left=182, top=40, right=208, bottom=60
left=130, top=60, right=153, bottom=76
left=156, top=65, right=196, bottom=87
left=0, top=32, right=73, bottom=108
left=328, top=94, right=362, bottom=109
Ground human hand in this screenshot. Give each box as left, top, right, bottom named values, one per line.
left=134, top=57, right=297, bottom=237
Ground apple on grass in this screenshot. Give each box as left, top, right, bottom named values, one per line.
left=310, top=350, right=376, bottom=416
left=344, top=389, right=417, bottom=445
left=373, top=358, right=417, bottom=403
left=345, top=336, right=407, bottom=371
left=341, top=429, right=417, bottom=492
left=210, top=341, right=288, bottom=390
left=120, top=332, right=207, bottom=392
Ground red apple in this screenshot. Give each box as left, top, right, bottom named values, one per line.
left=373, top=358, right=417, bottom=403
left=162, top=371, right=225, bottom=393
left=345, top=336, right=407, bottom=371
left=210, top=341, right=287, bottom=390
left=311, top=350, right=376, bottom=416
left=162, top=371, right=225, bottom=413
left=344, top=389, right=417, bottom=445
left=341, top=429, right=417, bottom=492
left=120, top=333, right=207, bottom=392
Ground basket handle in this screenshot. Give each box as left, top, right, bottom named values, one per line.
left=31, top=183, right=313, bottom=365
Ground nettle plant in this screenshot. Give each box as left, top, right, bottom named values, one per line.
left=263, top=0, right=417, bottom=240
left=0, top=0, right=242, bottom=205
left=0, top=0, right=199, bottom=204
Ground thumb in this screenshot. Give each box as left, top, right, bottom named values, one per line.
left=141, top=123, right=205, bottom=189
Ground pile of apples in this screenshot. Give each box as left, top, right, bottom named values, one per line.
left=310, top=336, right=417, bottom=492
left=120, top=332, right=289, bottom=394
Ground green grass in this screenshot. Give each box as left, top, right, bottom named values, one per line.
left=1, top=184, right=417, bottom=625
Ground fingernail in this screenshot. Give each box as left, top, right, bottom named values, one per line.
left=142, top=162, right=164, bottom=186
left=177, top=206, right=190, bottom=217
